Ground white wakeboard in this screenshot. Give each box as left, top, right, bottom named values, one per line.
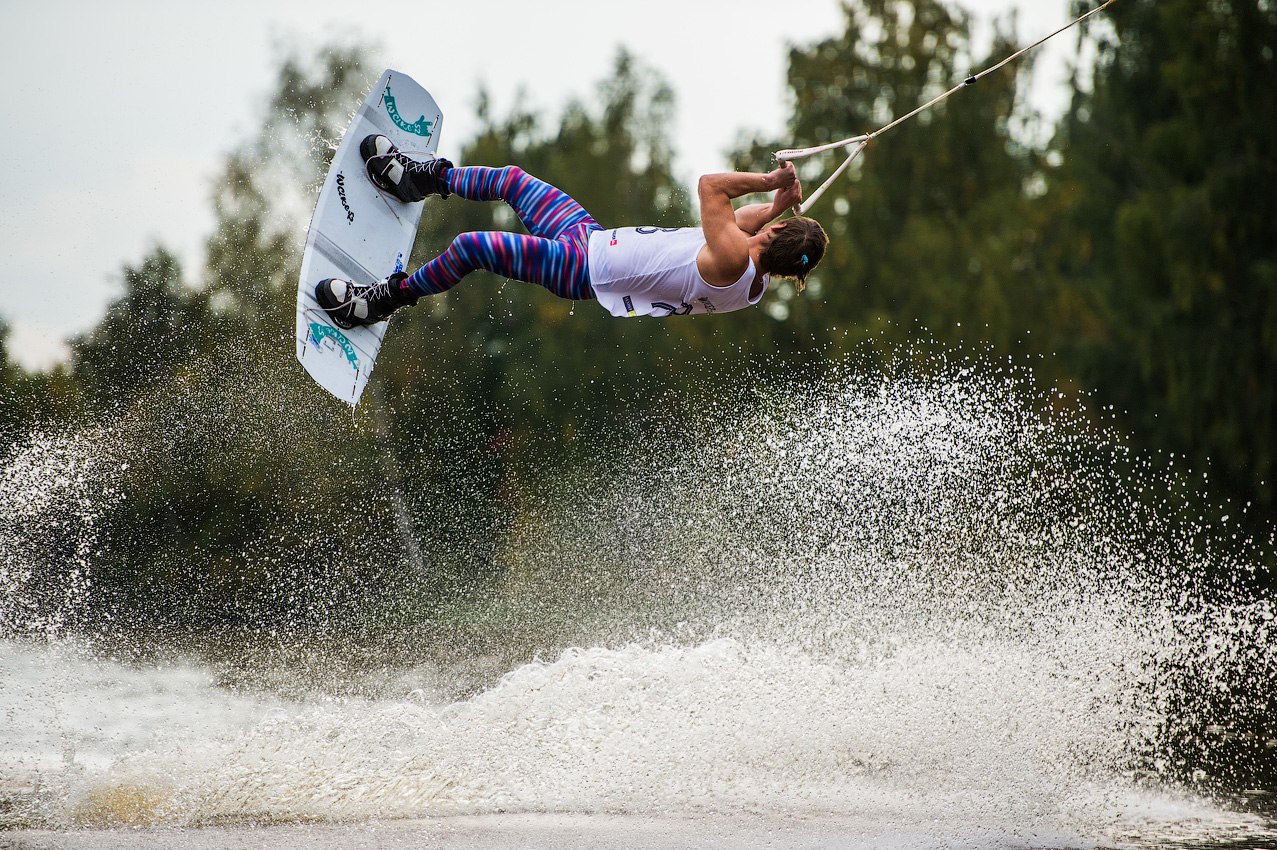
left=295, top=69, right=442, bottom=405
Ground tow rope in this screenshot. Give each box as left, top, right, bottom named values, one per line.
left=777, top=0, right=1121, bottom=214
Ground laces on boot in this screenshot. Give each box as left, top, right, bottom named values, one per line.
left=315, top=272, right=417, bottom=329
left=360, top=135, right=452, bottom=202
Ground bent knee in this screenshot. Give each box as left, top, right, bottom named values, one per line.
left=496, top=165, right=529, bottom=192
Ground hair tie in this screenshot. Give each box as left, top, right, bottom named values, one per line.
left=801, top=254, right=809, bottom=266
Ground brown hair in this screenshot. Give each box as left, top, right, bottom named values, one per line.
left=758, top=216, right=828, bottom=292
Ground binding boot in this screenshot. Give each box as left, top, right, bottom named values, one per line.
left=314, top=272, right=419, bottom=329
left=360, top=134, right=452, bottom=203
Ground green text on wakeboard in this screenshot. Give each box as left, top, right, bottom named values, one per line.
left=384, top=86, right=433, bottom=138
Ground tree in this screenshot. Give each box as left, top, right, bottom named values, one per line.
left=38, top=48, right=427, bottom=631
left=69, top=247, right=198, bottom=410
left=731, top=0, right=1044, bottom=367
left=0, top=319, right=19, bottom=438
left=1046, top=0, right=1277, bottom=527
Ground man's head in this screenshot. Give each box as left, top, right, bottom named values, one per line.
left=758, top=216, right=828, bottom=291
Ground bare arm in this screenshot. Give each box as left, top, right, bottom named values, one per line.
left=734, top=203, right=780, bottom=235
left=697, top=163, right=798, bottom=284
left=735, top=174, right=804, bottom=233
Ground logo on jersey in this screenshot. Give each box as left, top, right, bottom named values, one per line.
left=623, top=295, right=636, bottom=316
left=383, top=83, right=434, bottom=138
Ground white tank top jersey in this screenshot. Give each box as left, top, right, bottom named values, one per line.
left=587, top=226, right=770, bottom=318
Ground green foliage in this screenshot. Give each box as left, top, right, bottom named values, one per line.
left=0, top=320, right=18, bottom=435
left=1046, top=0, right=1277, bottom=520
left=70, top=247, right=200, bottom=410
left=16, top=48, right=419, bottom=630
left=2, top=0, right=1274, bottom=630
left=734, top=0, right=1044, bottom=363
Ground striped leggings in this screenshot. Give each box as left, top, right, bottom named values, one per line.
left=405, top=166, right=600, bottom=301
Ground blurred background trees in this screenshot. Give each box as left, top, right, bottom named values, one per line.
left=1, top=0, right=1273, bottom=631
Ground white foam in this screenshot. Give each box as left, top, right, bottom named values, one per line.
left=2, top=361, right=1273, bottom=846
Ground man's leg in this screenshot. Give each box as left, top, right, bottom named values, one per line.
left=404, top=166, right=599, bottom=301
left=447, top=166, right=594, bottom=241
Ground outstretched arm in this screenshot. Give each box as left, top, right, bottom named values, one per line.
left=697, top=163, right=800, bottom=284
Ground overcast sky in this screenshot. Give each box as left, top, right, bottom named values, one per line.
left=1, top=0, right=1081, bottom=370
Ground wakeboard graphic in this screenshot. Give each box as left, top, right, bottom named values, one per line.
left=294, top=69, right=442, bottom=404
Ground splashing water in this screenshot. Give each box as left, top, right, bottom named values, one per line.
left=0, top=429, right=122, bottom=640
left=2, top=358, right=1274, bottom=848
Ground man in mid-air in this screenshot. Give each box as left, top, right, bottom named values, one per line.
left=316, top=136, right=828, bottom=328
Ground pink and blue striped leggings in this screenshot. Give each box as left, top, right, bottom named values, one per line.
left=404, top=166, right=601, bottom=301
